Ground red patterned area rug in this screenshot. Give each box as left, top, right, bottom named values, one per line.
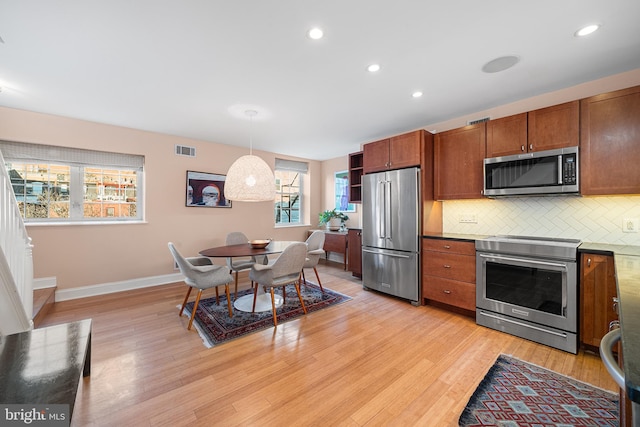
left=181, top=282, right=351, bottom=348
left=459, top=354, right=618, bottom=426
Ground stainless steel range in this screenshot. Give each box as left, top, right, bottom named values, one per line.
left=476, top=235, right=581, bottom=354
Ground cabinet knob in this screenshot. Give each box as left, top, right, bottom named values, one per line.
left=587, top=258, right=591, bottom=267
left=443, top=290, right=452, bottom=294
left=529, top=144, right=533, bottom=150
left=521, top=145, right=525, bottom=152
left=443, top=264, right=451, bottom=269
left=609, top=320, right=620, bottom=331
left=443, top=245, right=451, bottom=249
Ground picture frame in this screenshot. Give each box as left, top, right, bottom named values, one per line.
left=334, top=170, right=356, bottom=213
left=186, top=170, right=232, bottom=208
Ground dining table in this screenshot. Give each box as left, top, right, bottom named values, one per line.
left=199, top=240, right=300, bottom=313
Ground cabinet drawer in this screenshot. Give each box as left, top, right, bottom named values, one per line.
left=424, top=252, right=475, bottom=282
left=423, top=276, right=476, bottom=311
left=324, top=233, right=347, bottom=253
left=423, top=239, right=475, bottom=256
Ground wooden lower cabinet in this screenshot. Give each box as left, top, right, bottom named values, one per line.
left=579, top=252, right=617, bottom=348
left=422, top=238, right=476, bottom=311
left=347, top=228, right=362, bottom=278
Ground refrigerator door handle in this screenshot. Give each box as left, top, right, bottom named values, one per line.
left=385, top=180, right=392, bottom=240
left=378, top=180, right=386, bottom=238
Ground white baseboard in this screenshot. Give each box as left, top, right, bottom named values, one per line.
left=33, top=277, right=57, bottom=290
left=55, top=272, right=184, bottom=302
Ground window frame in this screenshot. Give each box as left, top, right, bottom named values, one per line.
left=274, top=158, right=308, bottom=227
left=2, top=141, right=144, bottom=224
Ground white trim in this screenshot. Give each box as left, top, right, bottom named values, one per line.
left=33, top=277, right=57, bottom=290
left=55, top=272, right=183, bottom=301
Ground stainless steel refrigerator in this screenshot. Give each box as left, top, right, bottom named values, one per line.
left=362, top=167, right=420, bottom=304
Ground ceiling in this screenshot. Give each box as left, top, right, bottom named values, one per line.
left=1, top=1, right=640, bottom=161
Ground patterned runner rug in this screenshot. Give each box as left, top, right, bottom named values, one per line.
left=181, top=281, right=351, bottom=348
left=459, top=354, right=618, bottom=426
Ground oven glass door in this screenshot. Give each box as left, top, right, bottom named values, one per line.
left=477, top=253, right=577, bottom=331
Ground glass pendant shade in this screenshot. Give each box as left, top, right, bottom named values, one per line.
left=224, top=154, right=275, bottom=202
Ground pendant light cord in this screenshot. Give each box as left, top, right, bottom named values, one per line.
left=249, top=113, right=253, bottom=155
left=245, top=109, right=257, bottom=156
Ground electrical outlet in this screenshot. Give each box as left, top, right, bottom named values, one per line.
left=622, top=218, right=639, bottom=233
left=459, top=214, right=478, bottom=224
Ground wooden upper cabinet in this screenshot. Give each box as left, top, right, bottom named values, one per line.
left=486, top=113, right=528, bottom=158
left=363, top=138, right=390, bottom=173
left=389, top=131, right=423, bottom=170
left=580, top=85, right=640, bottom=195
left=434, top=123, right=486, bottom=200
left=363, top=130, right=422, bottom=174
left=528, top=100, right=579, bottom=152
left=348, top=151, right=364, bottom=203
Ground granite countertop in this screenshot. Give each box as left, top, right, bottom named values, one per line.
left=579, top=241, right=640, bottom=257
left=422, top=232, right=491, bottom=242
left=611, top=253, right=640, bottom=403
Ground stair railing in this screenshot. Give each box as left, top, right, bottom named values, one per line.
left=0, top=149, right=33, bottom=335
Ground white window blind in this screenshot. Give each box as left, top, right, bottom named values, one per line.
left=0, top=141, right=144, bottom=170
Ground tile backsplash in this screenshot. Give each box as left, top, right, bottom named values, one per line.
left=443, top=195, right=640, bottom=245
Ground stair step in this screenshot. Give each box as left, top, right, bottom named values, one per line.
left=33, top=287, right=55, bottom=328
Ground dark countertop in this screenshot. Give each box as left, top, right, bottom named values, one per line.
left=612, top=253, right=640, bottom=403
left=579, top=241, right=640, bottom=257
left=422, top=232, right=490, bottom=242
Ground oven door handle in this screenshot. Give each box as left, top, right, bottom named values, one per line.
left=478, top=253, right=567, bottom=268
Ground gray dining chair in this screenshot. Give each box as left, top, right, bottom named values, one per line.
left=249, top=242, right=308, bottom=326
left=302, top=230, right=325, bottom=292
left=168, top=242, right=234, bottom=330
left=225, top=232, right=268, bottom=300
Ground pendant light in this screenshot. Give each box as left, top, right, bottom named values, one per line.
left=224, top=110, right=276, bottom=202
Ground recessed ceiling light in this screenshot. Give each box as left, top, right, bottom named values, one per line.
left=308, top=28, right=324, bottom=40
left=482, top=55, right=520, bottom=73
left=575, top=24, right=600, bottom=37
left=367, top=64, right=380, bottom=73
left=412, top=91, right=423, bottom=98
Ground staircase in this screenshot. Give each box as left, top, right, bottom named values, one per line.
left=0, top=149, right=34, bottom=335
left=33, top=287, right=55, bottom=327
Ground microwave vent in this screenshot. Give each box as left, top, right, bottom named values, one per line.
left=468, top=117, right=490, bottom=125
left=175, top=145, right=196, bottom=157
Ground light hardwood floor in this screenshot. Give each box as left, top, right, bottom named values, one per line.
left=40, top=261, right=617, bottom=427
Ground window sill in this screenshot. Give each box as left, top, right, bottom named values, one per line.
left=25, top=220, right=148, bottom=227
left=274, top=223, right=312, bottom=229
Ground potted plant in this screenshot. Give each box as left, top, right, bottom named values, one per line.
left=318, top=208, right=349, bottom=231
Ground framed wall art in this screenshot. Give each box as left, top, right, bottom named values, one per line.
left=334, top=170, right=356, bottom=213
left=186, top=170, right=232, bottom=208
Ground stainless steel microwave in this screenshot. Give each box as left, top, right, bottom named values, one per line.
left=484, top=146, right=579, bottom=196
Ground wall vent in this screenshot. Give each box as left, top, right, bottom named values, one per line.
left=175, top=145, right=196, bottom=157
left=467, top=117, right=490, bottom=125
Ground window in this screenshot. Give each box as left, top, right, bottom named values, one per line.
left=1, top=141, right=144, bottom=223
left=274, top=158, right=307, bottom=225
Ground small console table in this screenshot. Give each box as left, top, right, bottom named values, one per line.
left=309, top=230, right=348, bottom=270
left=0, top=319, right=92, bottom=420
